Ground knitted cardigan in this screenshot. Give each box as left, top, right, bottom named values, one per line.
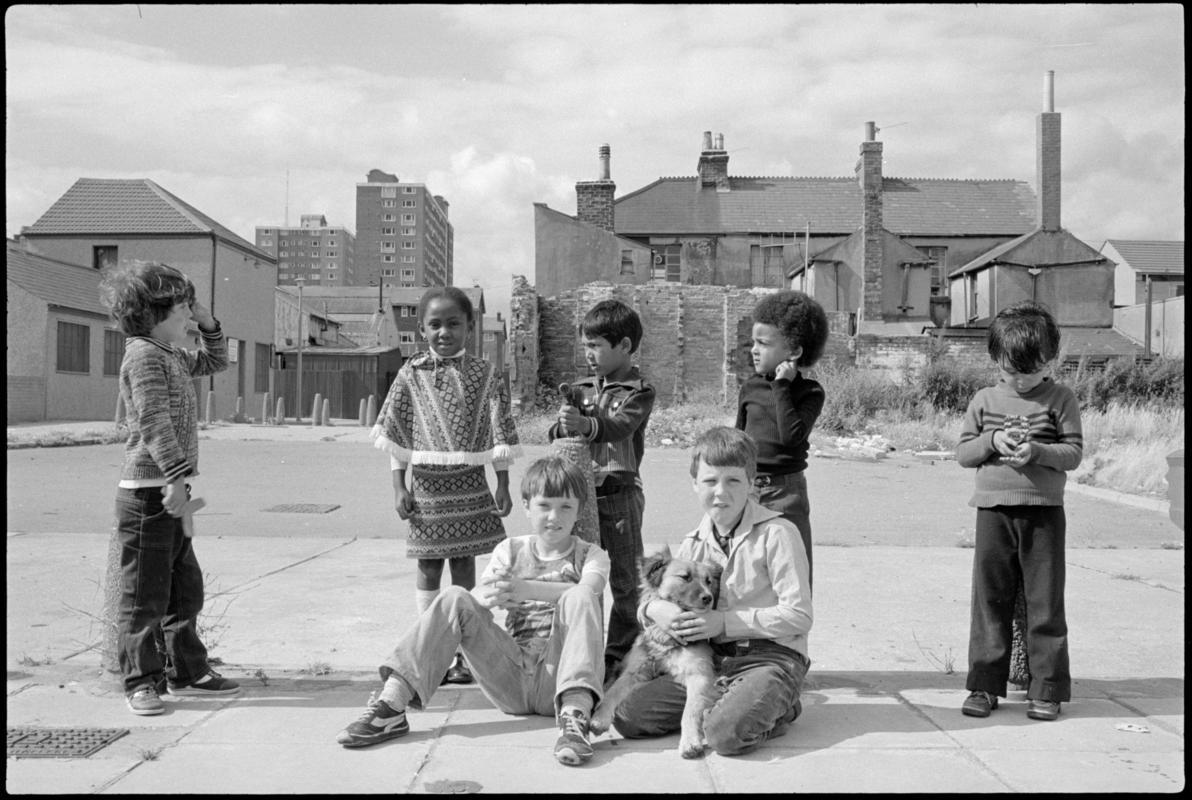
left=371, top=351, right=521, bottom=468
left=118, top=325, right=228, bottom=484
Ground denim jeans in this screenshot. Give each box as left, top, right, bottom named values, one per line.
left=115, top=486, right=210, bottom=695
left=597, top=485, right=645, bottom=671
left=756, top=471, right=813, bottom=590
left=379, top=585, right=604, bottom=717
left=611, top=640, right=809, bottom=755
left=966, top=505, right=1071, bottom=702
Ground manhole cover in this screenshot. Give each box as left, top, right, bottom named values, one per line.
left=263, top=503, right=340, bottom=514
left=7, top=727, right=129, bottom=758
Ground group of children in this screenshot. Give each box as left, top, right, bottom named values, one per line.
left=100, top=260, right=1082, bottom=765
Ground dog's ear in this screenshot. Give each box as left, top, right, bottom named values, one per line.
left=639, top=547, right=671, bottom=589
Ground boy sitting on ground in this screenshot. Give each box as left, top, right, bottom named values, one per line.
left=336, top=456, right=609, bottom=767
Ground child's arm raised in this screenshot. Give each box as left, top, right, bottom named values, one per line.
left=772, top=371, right=825, bottom=446
left=582, top=384, right=655, bottom=443
left=185, top=300, right=229, bottom=377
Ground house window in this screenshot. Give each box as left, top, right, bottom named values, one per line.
left=401, top=268, right=416, bottom=281
left=923, top=246, right=948, bottom=296
left=750, top=245, right=786, bottom=288
left=103, top=329, right=125, bottom=376
left=652, top=245, right=681, bottom=282
left=57, top=321, right=90, bottom=373
left=400, top=332, right=415, bottom=344
left=93, top=246, right=118, bottom=271
left=620, top=250, right=635, bottom=276
left=400, top=306, right=409, bottom=317
left=255, top=342, right=271, bottom=393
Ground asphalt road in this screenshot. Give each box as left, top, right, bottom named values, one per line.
left=6, top=439, right=1180, bottom=549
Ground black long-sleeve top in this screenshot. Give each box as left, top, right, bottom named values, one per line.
left=735, top=371, right=825, bottom=476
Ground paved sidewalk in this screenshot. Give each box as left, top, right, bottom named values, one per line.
left=6, top=422, right=1185, bottom=793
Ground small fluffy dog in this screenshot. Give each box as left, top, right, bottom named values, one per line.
left=590, top=548, right=721, bottom=758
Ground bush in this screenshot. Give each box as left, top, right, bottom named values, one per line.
left=918, top=361, right=997, bottom=414
left=1069, top=357, right=1184, bottom=412
left=812, top=359, right=918, bottom=433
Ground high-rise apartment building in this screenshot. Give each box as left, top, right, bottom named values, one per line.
left=256, top=214, right=356, bottom=287
left=355, top=169, right=453, bottom=289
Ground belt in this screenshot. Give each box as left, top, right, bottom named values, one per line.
left=712, top=638, right=805, bottom=664
left=753, top=472, right=798, bottom=488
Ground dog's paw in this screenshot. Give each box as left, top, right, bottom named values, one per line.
left=589, top=713, right=611, bottom=736
left=679, top=735, right=706, bottom=759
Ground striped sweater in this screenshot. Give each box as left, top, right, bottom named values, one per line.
left=956, top=378, right=1084, bottom=507
left=118, top=325, right=228, bottom=485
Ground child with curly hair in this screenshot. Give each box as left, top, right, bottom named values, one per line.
left=736, top=290, right=829, bottom=589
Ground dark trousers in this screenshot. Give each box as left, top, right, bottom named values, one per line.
left=966, top=505, right=1071, bottom=702
left=115, top=487, right=210, bottom=695
left=597, top=485, right=645, bottom=671
left=755, top=471, right=813, bottom=590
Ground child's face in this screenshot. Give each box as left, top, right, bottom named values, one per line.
left=582, top=334, right=633, bottom=378
left=523, top=492, right=581, bottom=551
left=691, top=458, right=752, bottom=532
left=150, top=301, right=194, bottom=346
left=751, top=323, right=801, bottom=376
left=420, top=297, right=472, bottom=357
left=997, top=358, right=1051, bottom=395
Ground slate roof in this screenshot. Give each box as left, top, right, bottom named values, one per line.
left=23, top=178, right=272, bottom=260
left=6, top=239, right=108, bottom=316
left=613, top=176, right=1036, bottom=237
left=951, top=229, right=1108, bottom=277
left=1059, top=327, right=1147, bottom=359
left=1102, top=240, right=1184, bottom=276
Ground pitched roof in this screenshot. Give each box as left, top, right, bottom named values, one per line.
left=613, top=176, right=1036, bottom=237
left=951, top=229, right=1108, bottom=277
left=23, top=178, right=272, bottom=260
left=6, top=239, right=108, bottom=316
left=1102, top=240, right=1184, bottom=276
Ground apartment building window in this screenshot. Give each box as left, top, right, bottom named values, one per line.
left=401, top=269, right=416, bottom=281
left=326, top=264, right=337, bottom=271
left=402, top=214, right=415, bottom=223
left=923, top=246, right=948, bottom=296
left=402, top=241, right=415, bottom=250
left=260, top=238, right=273, bottom=248
left=403, top=187, right=416, bottom=194
left=652, top=245, right=681, bottom=282
left=310, top=239, right=319, bottom=246
left=103, top=329, right=125, bottom=376
left=402, top=228, right=415, bottom=236
left=327, top=250, right=337, bottom=257
left=93, top=246, right=118, bottom=271
left=382, top=200, right=396, bottom=208
left=382, top=242, right=395, bottom=251
left=57, top=321, right=90, bottom=373
left=400, top=332, right=415, bottom=344
left=383, top=214, right=395, bottom=222
left=261, top=228, right=272, bottom=234
left=401, top=256, right=415, bottom=263
left=255, top=342, right=271, bottom=393
left=749, top=245, right=786, bottom=288
left=382, top=227, right=395, bottom=236
left=382, top=268, right=396, bottom=278
left=620, top=250, right=635, bottom=276
left=382, top=187, right=397, bottom=197
left=402, top=200, right=416, bottom=208
left=382, top=255, right=395, bottom=263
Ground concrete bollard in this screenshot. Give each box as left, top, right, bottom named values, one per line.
left=275, top=397, right=286, bottom=425
left=366, top=394, right=378, bottom=427
left=205, top=391, right=216, bottom=425
left=234, top=396, right=246, bottom=423
left=262, top=392, right=272, bottom=425
left=549, top=437, right=600, bottom=545
left=312, top=393, right=322, bottom=426
left=359, top=398, right=367, bottom=426
left=322, top=398, right=332, bottom=426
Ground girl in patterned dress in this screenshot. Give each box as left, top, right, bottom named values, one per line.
left=372, top=286, right=521, bottom=683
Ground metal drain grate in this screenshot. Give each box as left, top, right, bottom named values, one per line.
left=7, top=727, right=129, bottom=758
left=263, top=503, right=341, bottom=514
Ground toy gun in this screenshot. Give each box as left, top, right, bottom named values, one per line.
left=177, top=497, right=207, bottom=537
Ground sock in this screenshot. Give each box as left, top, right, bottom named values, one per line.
left=415, top=588, right=439, bottom=615
left=378, top=675, right=414, bottom=712
left=558, top=688, right=595, bottom=719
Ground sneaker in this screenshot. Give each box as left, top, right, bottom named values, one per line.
left=961, top=691, right=998, bottom=718
left=441, top=654, right=474, bottom=685
left=126, top=685, right=165, bottom=716
left=554, top=710, right=594, bottom=766
left=336, top=692, right=410, bottom=748
left=1027, top=699, right=1061, bottom=721
left=167, top=670, right=241, bottom=697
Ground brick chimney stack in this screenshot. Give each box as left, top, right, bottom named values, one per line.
left=697, top=130, right=730, bottom=191
left=1037, top=71, right=1062, bottom=232
left=576, top=143, right=616, bottom=232
left=857, top=121, right=885, bottom=321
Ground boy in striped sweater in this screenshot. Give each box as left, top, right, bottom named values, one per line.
left=956, top=301, right=1083, bottom=722
left=100, top=261, right=239, bottom=716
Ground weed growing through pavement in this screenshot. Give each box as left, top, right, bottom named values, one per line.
left=139, top=747, right=160, bottom=762
left=911, top=631, right=956, bottom=674
left=253, top=668, right=270, bottom=686
left=1112, top=573, right=1144, bottom=582
left=17, top=653, right=54, bottom=667
left=1160, top=541, right=1184, bottom=550
left=302, top=662, right=333, bottom=676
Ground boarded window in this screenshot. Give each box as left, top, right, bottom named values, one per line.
left=652, top=245, right=681, bottom=282
left=93, top=246, right=118, bottom=271
left=923, top=246, right=948, bottom=296
left=620, top=250, right=634, bottom=276
left=57, top=321, right=90, bottom=373
left=750, top=245, right=786, bottom=288
left=103, top=329, right=125, bottom=376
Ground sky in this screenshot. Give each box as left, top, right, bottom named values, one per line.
left=5, top=4, right=1185, bottom=316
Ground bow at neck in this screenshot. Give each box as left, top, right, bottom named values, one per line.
left=416, top=349, right=467, bottom=369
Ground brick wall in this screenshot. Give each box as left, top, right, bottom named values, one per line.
left=575, top=180, right=616, bottom=232
left=6, top=376, right=45, bottom=423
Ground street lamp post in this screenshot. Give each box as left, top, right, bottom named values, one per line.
left=295, top=277, right=304, bottom=422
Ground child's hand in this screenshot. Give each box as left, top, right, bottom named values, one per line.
left=558, top=405, right=590, bottom=437
left=476, top=582, right=508, bottom=609
left=774, top=359, right=799, bottom=381
left=491, top=574, right=530, bottom=605
left=491, top=485, right=512, bottom=517
left=394, top=486, right=414, bottom=519
left=1003, top=441, right=1038, bottom=468
left=190, top=300, right=217, bottom=331
left=992, top=429, right=1019, bottom=456
left=161, top=480, right=187, bottom=517
left=670, top=610, right=726, bottom=642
